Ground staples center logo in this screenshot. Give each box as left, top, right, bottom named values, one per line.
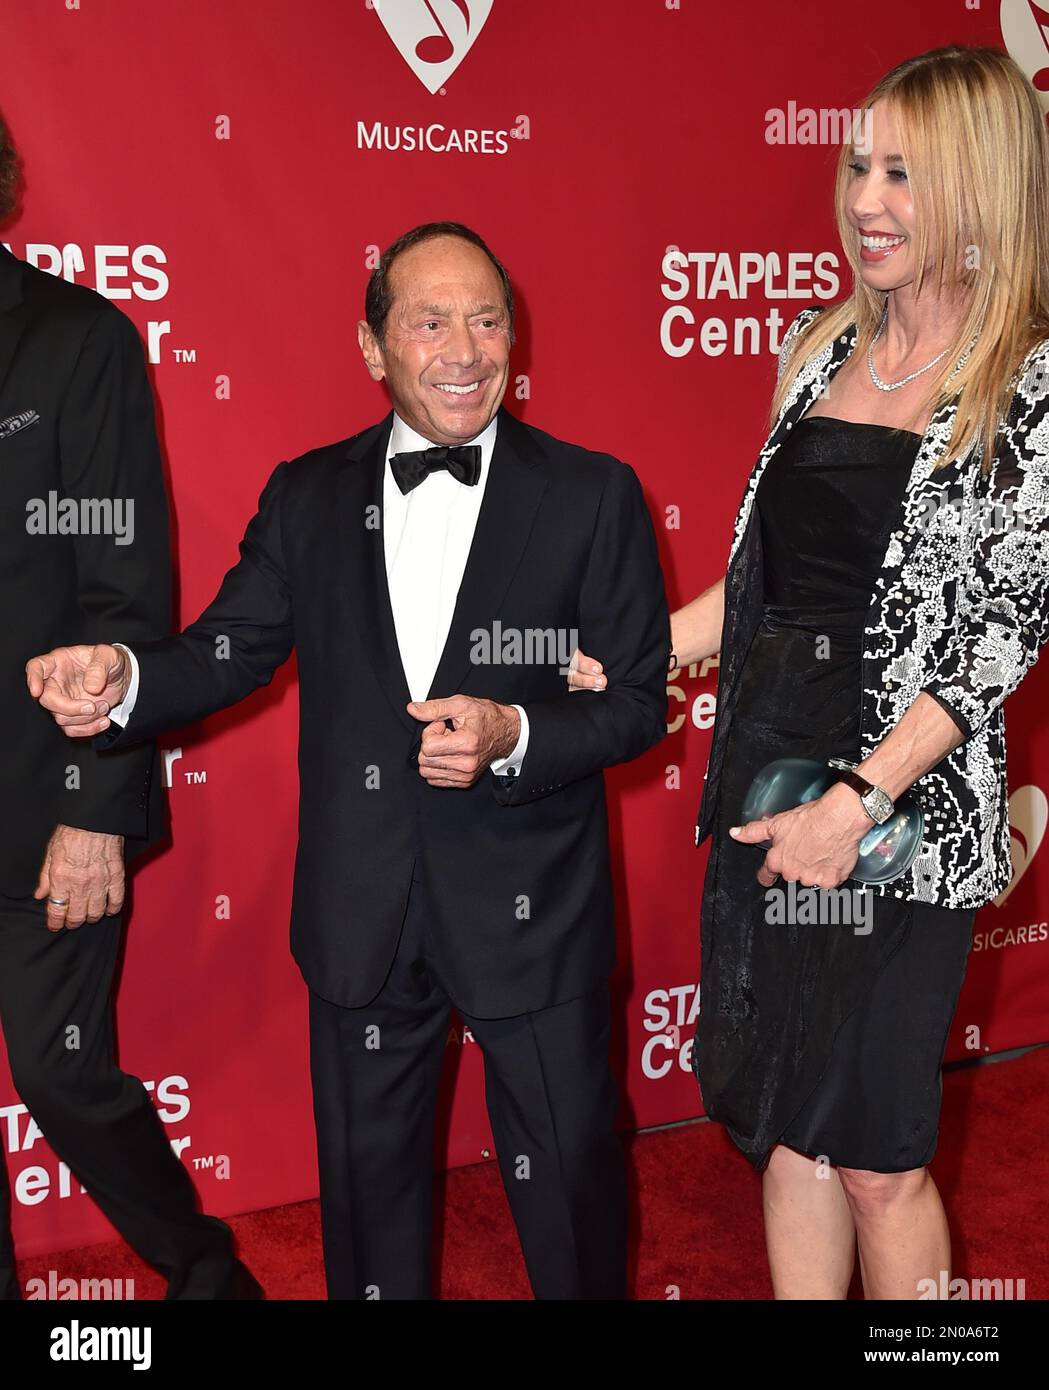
left=374, top=0, right=494, bottom=94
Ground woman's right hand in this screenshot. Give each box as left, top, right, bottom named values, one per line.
left=567, top=649, right=607, bottom=692
left=566, top=580, right=725, bottom=692
left=567, top=638, right=685, bottom=691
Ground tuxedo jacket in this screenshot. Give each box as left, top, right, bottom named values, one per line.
left=0, top=244, right=170, bottom=897
left=101, top=409, right=670, bottom=1016
left=697, top=305, right=1049, bottom=910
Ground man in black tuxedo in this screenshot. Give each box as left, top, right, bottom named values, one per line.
left=28, top=222, right=670, bottom=1299
left=0, top=125, right=255, bottom=1298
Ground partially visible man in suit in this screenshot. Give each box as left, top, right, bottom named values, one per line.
left=0, top=119, right=256, bottom=1299
left=28, top=222, right=670, bottom=1299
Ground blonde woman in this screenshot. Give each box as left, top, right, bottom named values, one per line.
left=571, top=46, right=1049, bottom=1298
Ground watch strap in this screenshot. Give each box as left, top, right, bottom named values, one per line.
left=836, top=768, right=876, bottom=800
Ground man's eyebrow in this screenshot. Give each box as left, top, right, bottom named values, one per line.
left=412, top=302, right=504, bottom=316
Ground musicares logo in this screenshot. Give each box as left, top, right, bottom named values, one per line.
left=1001, top=0, right=1049, bottom=112
left=994, top=785, right=1048, bottom=905
left=374, top=0, right=494, bottom=95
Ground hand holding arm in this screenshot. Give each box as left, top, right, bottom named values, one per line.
left=26, top=462, right=296, bottom=751
left=567, top=576, right=725, bottom=692
left=43, top=304, right=171, bottom=838
left=495, top=461, right=670, bottom=805
left=26, top=643, right=132, bottom=737
left=667, top=576, right=726, bottom=668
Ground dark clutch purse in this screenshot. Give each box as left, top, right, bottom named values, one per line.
left=739, top=757, right=924, bottom=886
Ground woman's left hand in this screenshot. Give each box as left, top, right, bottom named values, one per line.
left=728, top=783, right=872, bottom=889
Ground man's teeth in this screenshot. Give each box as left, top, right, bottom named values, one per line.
left=435, top=381, right=481, bottom=395
left=861, top=234, right=906, bottom=250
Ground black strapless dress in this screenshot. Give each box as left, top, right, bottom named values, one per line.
left=694, top=416, right=975, bottom=1173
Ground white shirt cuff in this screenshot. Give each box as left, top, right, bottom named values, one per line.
left=107, top=644, right=141, bottom=728
left=490, top=704, right=529, bottom=777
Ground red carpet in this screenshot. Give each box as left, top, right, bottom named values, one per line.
left=17, top=1046, right=1049, bottom=1299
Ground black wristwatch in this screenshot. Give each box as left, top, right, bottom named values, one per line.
left=827, top=759, right=895, bottom=824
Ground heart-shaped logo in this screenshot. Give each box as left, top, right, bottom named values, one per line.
left=374, top=0, right=495, bottom=95
left=994, top=784, right=1048, bottom=905
left=1001, top=0, right=1049, bottom=111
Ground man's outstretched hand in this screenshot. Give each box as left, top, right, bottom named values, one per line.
left=26, top=643, right=131, bottom=738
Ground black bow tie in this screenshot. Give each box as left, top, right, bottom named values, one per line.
left=389, top=444, right=482, bottom=495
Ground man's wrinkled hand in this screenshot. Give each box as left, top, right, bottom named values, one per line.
left=26, top=643, right=130, bottom=737
left=407, top=695, right=520, bottom=789
left=35, top=825, right=125, bottom=932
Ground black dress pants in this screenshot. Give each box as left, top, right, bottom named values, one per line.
left=0, top=893, right=246, bottom=1300
left=308, top=871, right=627, bottom=1300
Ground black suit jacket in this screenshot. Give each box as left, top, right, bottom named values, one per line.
left=100, top=408, right=669, bottom=1016
left=0, top=244, right=170, bottom=897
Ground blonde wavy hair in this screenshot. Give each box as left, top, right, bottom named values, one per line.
left=771, top=45, right=1049, bottom=473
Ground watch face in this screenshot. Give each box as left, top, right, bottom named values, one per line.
left=863, top=787, right=894, bottom=824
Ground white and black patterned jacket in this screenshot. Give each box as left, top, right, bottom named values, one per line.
left=696, top=305, right=1049, bottom=909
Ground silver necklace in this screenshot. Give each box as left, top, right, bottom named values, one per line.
left=867, top=307, right=951, bottom=391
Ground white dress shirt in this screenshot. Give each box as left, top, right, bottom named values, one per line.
left=109, top=412, right=529, bottom=776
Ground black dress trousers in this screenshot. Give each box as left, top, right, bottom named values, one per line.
left=0, top=893, right=248, bottom=1299
left=308, top=867, right=627, bottom=1300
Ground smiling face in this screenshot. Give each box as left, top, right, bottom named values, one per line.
left=358, top=235, right=512, bottom=445
left=845, top=100, right=917, bottom=290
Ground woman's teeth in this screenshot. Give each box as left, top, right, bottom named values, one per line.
left=861, top=234, right=906, bottom=250
left=435, top=382, right=481, bottom=395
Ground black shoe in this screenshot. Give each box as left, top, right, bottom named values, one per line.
left=225, top=1260, right=265, bottom=1300
left=167, top=1256, right=265, bottom=1300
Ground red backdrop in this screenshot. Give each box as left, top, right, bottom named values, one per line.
left=2, top=0, right=1048, bottom=1256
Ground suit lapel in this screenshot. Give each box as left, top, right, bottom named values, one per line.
left=0, top=247, right=27, bottom=401
left=335, top=407, right=549, bottom=729
left=426, top=408, right=548, bottom=700
left=337, top=412, right=418, bottom=733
